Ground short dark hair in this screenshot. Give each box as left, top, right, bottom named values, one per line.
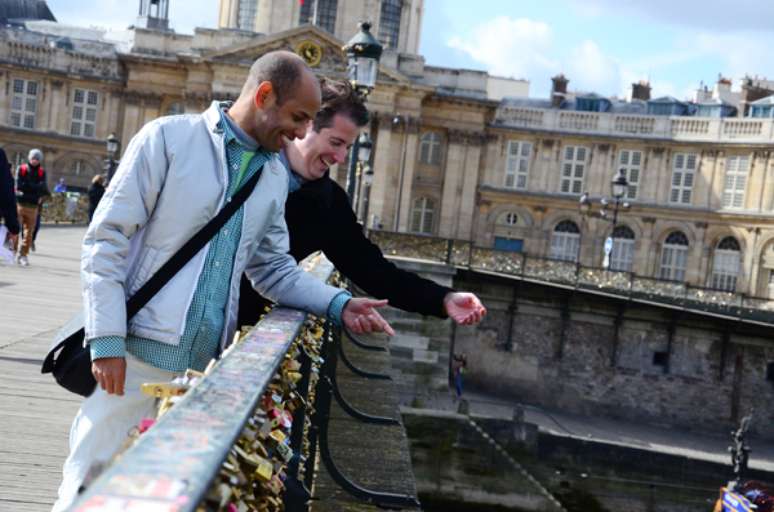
left=313, top=78, right=369, bottom=131
left=243, top=51, right=310, bottom=105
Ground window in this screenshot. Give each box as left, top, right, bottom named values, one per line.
left=71, top=160, right=84, bottom=176
left=70, top=89, right=99, bottom=138
left=669, top=153, right=697, bottom=205
left=722, top=156, right=750, bottom=209
left=237, top=0, right=257, bottom=30
left=9, top=78, right=38, bottom=129
left=419, top=132, right=442, bottom=165
left=618, top=150, right=642, bottom=200
left=10, top=151, right=24, bottom=170
left=300, top=0, right=338, bottom=33
left=550, top=220, right=580, bottom=262
left=501, top=212, right=518, bottom=226
left=659, top=231, right=689, bottom=281
left=560, top=145, right=587, bottom=195
left=610, top=225, right=635, bottom=272
left=505, top=140, right=531, bottom=189
left=378, top=0, right=402, bottom=49
left=410, top=196, right=435, bottom=234
left=711, top=237, right=741, bottom=291
left=166, top=102, right=184, bottom=116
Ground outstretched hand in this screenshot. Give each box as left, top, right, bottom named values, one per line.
left=342, top=298, right=395, bottom=336
left=443, top=292, right=487, bottom=325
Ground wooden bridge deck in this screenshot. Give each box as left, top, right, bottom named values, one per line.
left=0, top=225, right=84, bottom=511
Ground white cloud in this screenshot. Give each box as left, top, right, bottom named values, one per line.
left=567, top=40, right=621, bottom=95
left=447, top=17, right=558, bottom=80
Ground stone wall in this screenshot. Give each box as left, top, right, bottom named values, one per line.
left=449, top=270, right=774, bottom=440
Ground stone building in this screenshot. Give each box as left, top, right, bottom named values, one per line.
left=3, top=0, right=774, bottom=304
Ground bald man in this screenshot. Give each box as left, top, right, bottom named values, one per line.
left=53, top=51, right=394, bottom=511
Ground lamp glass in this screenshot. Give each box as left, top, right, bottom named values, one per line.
left=348, top=56, right=377, bottom=89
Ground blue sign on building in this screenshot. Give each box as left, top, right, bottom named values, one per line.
left=494, top=237, right=523, bottom=253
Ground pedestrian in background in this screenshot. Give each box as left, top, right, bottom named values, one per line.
left=14, top=148, right=49, bottom=266
left=451, top=353, right=467, bottom=399
left=87, top=174, right=105, bottom=221
left=0, top=148, right=19, bottom=251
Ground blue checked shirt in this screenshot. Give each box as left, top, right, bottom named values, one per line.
left=90, top=106, right=351, bottom=371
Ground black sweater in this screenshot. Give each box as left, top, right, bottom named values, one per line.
left=0, top=149, right=19, bottom=235
left=238, top=176, right=452, bottom=327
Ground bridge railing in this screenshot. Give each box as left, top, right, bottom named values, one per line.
left=70, top=254, right=419, bottom=512
left=369, top=230, right=774, bottom=324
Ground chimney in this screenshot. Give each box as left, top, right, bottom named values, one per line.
left=740, top=76, right=774, bottom=117
left=631, top=80, right=651, bottom=101
left=551, top=74, right=569, bottom=108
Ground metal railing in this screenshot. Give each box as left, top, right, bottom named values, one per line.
left=71, top=254, right=419, bottom=511
left=369, top=230, right=774, bottom=325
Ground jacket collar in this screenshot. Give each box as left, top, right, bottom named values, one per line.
left=203, top=101, right=226, bottom=135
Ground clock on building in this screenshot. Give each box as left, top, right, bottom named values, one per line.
left=295, top=40, right=322, bottom=67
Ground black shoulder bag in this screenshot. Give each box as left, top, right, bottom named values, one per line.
left=41, top=170, right=262, bottom=397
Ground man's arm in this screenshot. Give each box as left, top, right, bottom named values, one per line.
left=82, top=121, right=169, bottom=395
left=318, top=185, right=451, bottom=317
left=245, top=193, right=393, bottom=334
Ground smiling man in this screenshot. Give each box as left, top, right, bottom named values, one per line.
left=238, top=78, right=486, bottom=331
left=54, top=52, right=395, bottom=511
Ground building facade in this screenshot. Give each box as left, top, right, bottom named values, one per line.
left=218, top=0, right=424, bottom=55
left=2, top=0, right=774, bottom=302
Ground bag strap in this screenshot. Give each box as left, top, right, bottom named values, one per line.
left=41, top=167, right=262, bottom=372
left=126, top=168, right=261, bottom=318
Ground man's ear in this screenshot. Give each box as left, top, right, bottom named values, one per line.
left=254, top=81, right=275, bottom=109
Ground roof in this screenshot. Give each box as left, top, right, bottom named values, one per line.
left=0, top=0, right=55, bottom=24
left=751, top=94, right=774, bottom=105
left=649, top=95, right=685, bottom=104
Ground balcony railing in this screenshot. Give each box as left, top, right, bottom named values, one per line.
left=494, top=106, right=774, bottom=144
left=369, top=230, right=774, bottom=325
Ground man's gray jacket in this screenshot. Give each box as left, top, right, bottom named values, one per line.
left=82, top=102, right=342, bottom=350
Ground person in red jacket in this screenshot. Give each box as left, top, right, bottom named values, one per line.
left=14, top=148, right=49, bottom=266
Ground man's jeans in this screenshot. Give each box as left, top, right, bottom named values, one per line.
left=15, top=205, right=37, bottom=257
left=52, top=354, right=178, bottom=511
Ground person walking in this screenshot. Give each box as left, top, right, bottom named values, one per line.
left=14, top=148, right=48, bottom=266
left=87, top=174, right=105, bottom=221
left=0, top=148, right=19, bottom=253
left=53, top=51, right=395, bottom=512
left=451, top=353, right=467, bottom=399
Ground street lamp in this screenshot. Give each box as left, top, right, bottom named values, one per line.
left=343, top=22, right=382, bottom=202
left=578, top=169, right=632, bottom=269
left=353, top=131, right=373, bottom=218
left=105, top=133, right=120, bottom=182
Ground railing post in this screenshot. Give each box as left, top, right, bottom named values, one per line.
left=445, top=238, right=453, bottom=265
left=520, top=252, right=527, bottom=278
left=467, top=240, right=473, bottom=268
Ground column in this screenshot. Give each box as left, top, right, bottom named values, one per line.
left=456, top=134, right=484, bottom=240
left=369, top=113, right=396, bottom=230
left=396, top=117, right=420, bottom=232
left=747, top=151, right=768, bottom=211
left=438, top=130, right=467, bottom=238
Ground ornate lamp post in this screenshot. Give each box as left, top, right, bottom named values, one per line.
left=579, top=168, right=631, bottom=269
left=105, top=133, right=120, bottom=182
left=342, top=22, right=382, bottom=203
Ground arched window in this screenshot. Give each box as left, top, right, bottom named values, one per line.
left=711, top=237, right=741, bottom=291
left=410, top=197, right=435, bottom=234
left=499, top=212, right=518, bottom=226
left=419, top=132, right=442, bottom=166
left=378, top=0, right=402, bottom=49
left=550, top=220, right=580, bottom=262
left=610, top=225, right=635, bottom=271
left=659, top=231, right=689, bottom=281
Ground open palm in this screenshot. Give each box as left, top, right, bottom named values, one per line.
left=444, top=292, right=487, bottom=325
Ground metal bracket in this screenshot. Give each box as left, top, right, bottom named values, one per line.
left=344, top=329, right=388, bottom=352
left=339, top=340, right=392, bottom=380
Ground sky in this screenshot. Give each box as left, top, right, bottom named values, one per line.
left=47, top=0, right=774, bottom=100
